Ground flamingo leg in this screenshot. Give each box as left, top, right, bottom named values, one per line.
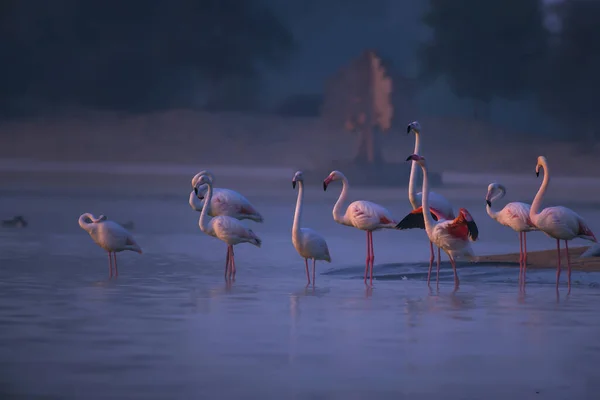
left=369, top=231, right=375, bottom=286
left=518, top=232, right=524, bottom=287
left=555, top=239, right=561, bottom=289
left=523, top=232, right=528, bottom=285
left=225, top=246, right=231, bottom=279
left=312, top=259, right=316, bottom=286
left=449, top=256, right=460, bottom=289
left=113, top=252, right=118, bottom=277
left=305, top=258, right=310, bottom=285
left=427, top=241, right=435, bottom=285
left=565, top=240, right=572, bottom=294
left=108, top=252, right=113, bottom=278
left=436, top=247, right=441, bottom=286
left=230, top=246, right=236, bottom=279
left=364, top=231, right=370, bottom=284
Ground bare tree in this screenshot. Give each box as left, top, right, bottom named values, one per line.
left=321, top=50, right=393, bottom=165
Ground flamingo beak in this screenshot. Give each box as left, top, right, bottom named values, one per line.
left=323, top=177, right=332, bottom=191
left=406, top=125, right=411, bottom=134
left=536, top=171, right=539, bottom=177
left=292, top=180, right=296, bottom=189
left=486, top=200, right=491, bottom=207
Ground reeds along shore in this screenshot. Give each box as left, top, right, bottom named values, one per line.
left=477, top=246, right=600, bottom=272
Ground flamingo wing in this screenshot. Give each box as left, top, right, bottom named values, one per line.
left=395, top=206, right=442, bottom=230
left=300, top=227, right=331, bottom=261
left=447, top=208, right=478, bottom=242
left=415, top=191, right=455, bottom=219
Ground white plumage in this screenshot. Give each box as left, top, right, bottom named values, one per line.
left=323, top=170, right=398, bottom=285
left=196, top=173, right=262, bottom=280
left=190, top=170, right=263, bottom=222
left=291, top=171, right=331, bottom=285
left=485, top=182, right=537, bottom=285
left=530, top=156, right=597, bottom=291
left=78, top=213, right=141, bottom=277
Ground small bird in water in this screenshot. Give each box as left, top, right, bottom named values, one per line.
left=2, top=215, right=28, bottom=228
left=78, top=213, right=142, bottom=278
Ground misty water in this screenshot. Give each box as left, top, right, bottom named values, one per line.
left=1, top=184, right=600, bottom=399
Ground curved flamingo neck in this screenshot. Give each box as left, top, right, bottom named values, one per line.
left=419, top=162, right=436, bottom=234
left=408, top=132, right=421, bottom=209
left=530, top=160, right=550, bottom=222
left=78, top=213, right=96, bottom=232
left=333, top=175, right=349, bottom=224
left=292, top=181, right=304, bottom=238
left=199, top=181, right=213, bottom=233
left=486, top=189, right=505, bottom=220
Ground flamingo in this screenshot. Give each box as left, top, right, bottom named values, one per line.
left=323, top=170, right=398, bottom=285
left=485, top=182, right=537, bottom=286
left=291, top=171, right=331, bottom=285
left=406, top=121, right=456, bottom=273
left=78, top=213, right=142, bottom=277
left=190, top=170, right=263, bottom=223
left=396, top=155, right=478, bottom=289
left=196, top=173, right=262, bottom=280
left=530, top=156, right=597, bottom=291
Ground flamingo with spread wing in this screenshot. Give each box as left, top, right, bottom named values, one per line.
left=396, top=155, right=478, bottom=289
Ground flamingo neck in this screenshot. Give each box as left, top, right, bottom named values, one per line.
left=530, top=160, right=550, bottom=223
left=419, top=162, right=436, bottom=234
left=189, top=191, right=202, bottom=211
left=199, top=181, right=213, bottom=233
left=333, top=175, right=349, bottom=224
left=408, top=132, right=421, bottom=209
left=78, top=213, right=96, bottom=232
left=486, top=189, right=505, bottom=220
left=292, top=181, right=304, bottom=239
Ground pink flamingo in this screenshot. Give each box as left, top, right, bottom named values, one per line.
left=78, top=213, right=142, bottom=278
left=323, top=170, right=398, bottom=285
left=485, top=182, right=538, bottom=287
left=190, top=170, right=263, bottom=223
left=406, top=121, right=456, bottom=274
left=397, top=155, right=478, bottom=289
left=530, top=156, right=597, bottom=292
left=196, top=174, right=262, bottom=280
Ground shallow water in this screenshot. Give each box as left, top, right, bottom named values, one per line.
left=1, top=187, right=600, bottom=399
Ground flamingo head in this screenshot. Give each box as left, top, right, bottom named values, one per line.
left=191, top=170, right=215, bottom=189
left=292, top=170, right=304, bottom=189
left=194, top=174, right=213, bottom=198
left=406, top=154, right=426, bottom=166
left=406, top=121, right=421, bottom=134
left=535, top=156, right=547, bottom=178
left=485, top=182, right=506, bottom=207
left=323, top=170, right=343, bottom=191
left=95, top=215, right=108, bottom=223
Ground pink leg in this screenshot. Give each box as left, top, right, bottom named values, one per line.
left=555, top=239, right=561, bottom=289
left=230, top=246, right=236, bottom=279
left=449, top=256, right=460, bottom=289
left=565, top=240, right=572, bottom=294
left=427, top=241, right=434, bottom=285
left=364, top=231, right=370, bottom=284
left=523, top=232, right=528, bottom=284
left=369, top=231, right=375, bottom=286
left=113, top=252, right=118, bottom=276
left=436, top=247, right=441, bottom=286
left=225, top=246, right=231, bottom=279
left=305, top=258, right=310, bottom=285
left=108, top=252, right=113, bottom=278
left=312, top=259, right=316, bottom=286
left=518, top=232, right=524, bottom=287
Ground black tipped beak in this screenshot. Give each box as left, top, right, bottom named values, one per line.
left=486, top=200, right=491, bottom=207
left=292, top=180, right=296, bottom=189
left=405, top=155, right=413, bottom=162
left=323, top=181, right=328, bottom=191
left=194, top=187, right=198, bottom=195
left=536, top=171, right=539, bottom=177
left=406, top=125, right=411, bottom=134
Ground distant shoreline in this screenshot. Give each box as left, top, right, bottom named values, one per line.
left=477, top=246, right=600, bottom=272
